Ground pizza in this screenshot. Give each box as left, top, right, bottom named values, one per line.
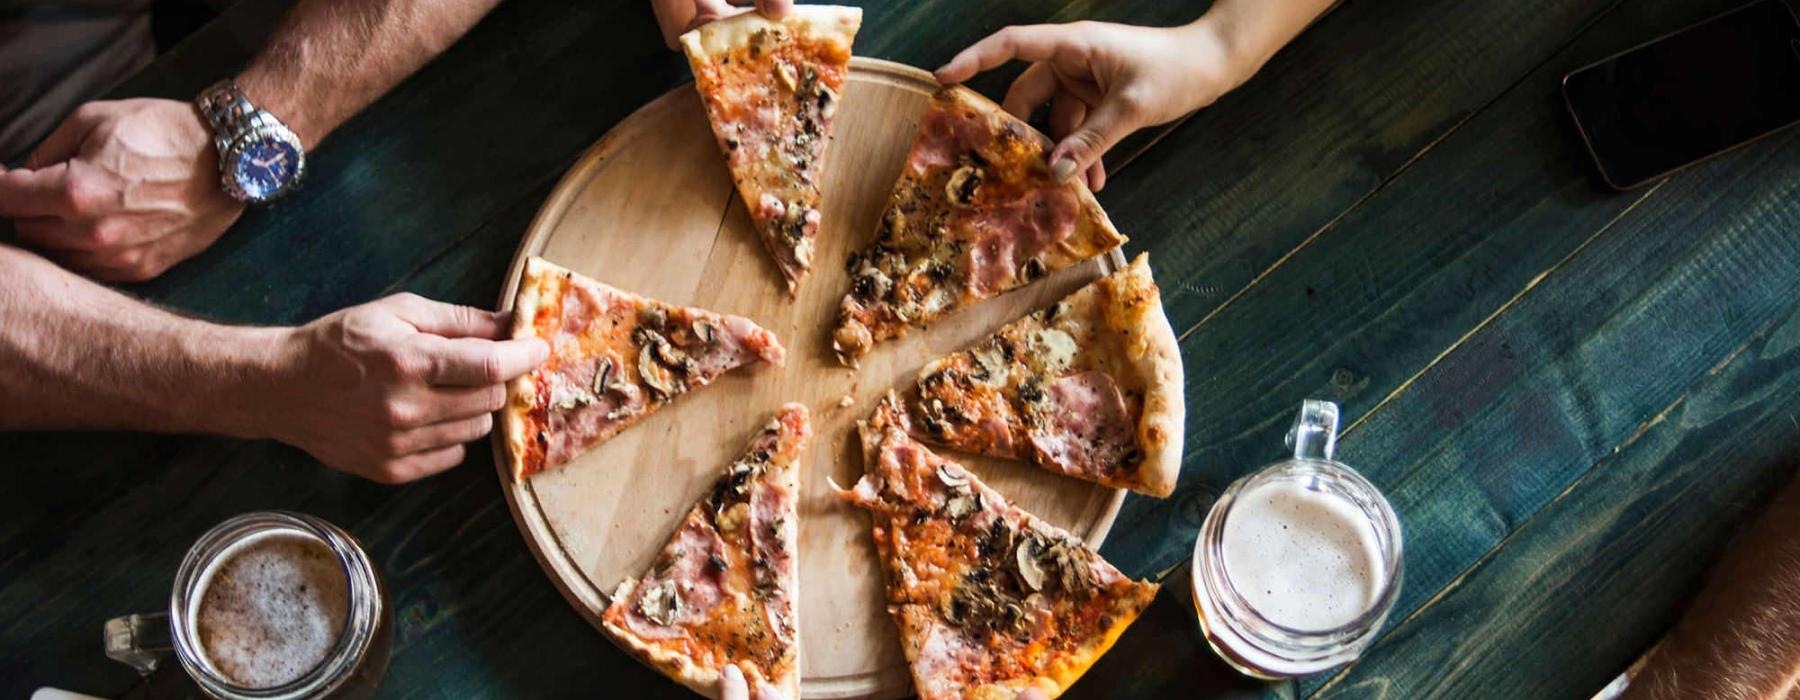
left=903, top=253, right=1183, bottom=497
left=681, top=5, right=862, bottom=295
left=839, top=394, right=1159, bottom=700
left=502, top=257, right=786, bottom=480
left=831, top=86, right=1127, bottom=366
left=602, top=404, right=810, bottom=699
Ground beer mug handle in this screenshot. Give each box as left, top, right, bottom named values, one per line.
left=1286, top=399, right=1340, bottom=461
left=103, top=612, right=174, bottom=675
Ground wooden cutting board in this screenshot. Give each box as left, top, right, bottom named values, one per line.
left=492, top=58, right=1127, bottom=699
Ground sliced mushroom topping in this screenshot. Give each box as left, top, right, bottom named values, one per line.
left=1015, top=539, right=1047, bottom=592
left=592, top=357, right=614, bottom=395
left=636, top=580, right=682, bottom=627
left=1019, top=257, right=1047, bottom=283
left=945, top=492, right=981, bottom=521
left=945, top=164, right=984, bottom=206
left=818, top=84, right=838, bottom=120
left=639, top=343, right=680, bottom=399
left=972, top=347, right=1009, bottom=387
left=553, top=394, right=594, bottom=412
left=654, top=337, right=694, bottom=371
left=936, top=464, right=970, bottom=489
left=776, top=61, right=799, bottom=92
left=691, top=320, right=716, bottom=346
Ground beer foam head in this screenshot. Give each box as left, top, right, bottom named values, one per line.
left=194, top=531, right=350, bottom=688
left=1219, top=480, right=1386, bottom=631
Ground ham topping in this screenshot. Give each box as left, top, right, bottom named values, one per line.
left=1026, top=370, right=1137, bottom=478
left=622, top=517, right=728, bottom=641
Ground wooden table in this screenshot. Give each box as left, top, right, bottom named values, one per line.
left=6, top=0, right=1799, bottom=697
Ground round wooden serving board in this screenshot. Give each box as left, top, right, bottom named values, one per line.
left=493, top=58, right=1127, bottom=699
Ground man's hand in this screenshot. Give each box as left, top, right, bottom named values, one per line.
left=935, top=22, right=1240, bottom=192
left=651, top=0, right=794, bottom=49
left=0, top=99, right=243, bottom=282
left=266, top=293, right=548, bottom=484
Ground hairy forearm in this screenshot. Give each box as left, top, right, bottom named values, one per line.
left=0, top=245, right=286, bottom=437
left=1624, top=472, right=1800, bottom=700
left=237, top=0, right=501, bottom=146
left=1191, top=0, right=1338, bottom=89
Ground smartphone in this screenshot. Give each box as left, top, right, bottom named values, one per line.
left=1562, top=0, right=1800, bottom=189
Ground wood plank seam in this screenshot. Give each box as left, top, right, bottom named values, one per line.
left=1337, top=180, right=1665, bottom=443
left=1304, top=293, right=1786, bottom=698
left=1172, top=0, right=1629, bottom=346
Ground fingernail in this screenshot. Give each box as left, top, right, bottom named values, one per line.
left=1050, top=158, right=1079, bottom=183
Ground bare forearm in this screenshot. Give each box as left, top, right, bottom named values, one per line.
left=237, top=0, right=501, bottom=146
left=0, top=245, right=285, bottom=437
left=1625, top=473, right=1800, bottom=699
left=1191, top=0, right=1337, bottom=90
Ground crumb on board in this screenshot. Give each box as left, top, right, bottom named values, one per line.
left=838, top=394, right=855, bottom=408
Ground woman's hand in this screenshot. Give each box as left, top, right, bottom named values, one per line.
left=935, top=21, right=1242, bottom=192
left=651, top=0, right=795, bottom=49
left=937, top=0, right=1336, bottom=191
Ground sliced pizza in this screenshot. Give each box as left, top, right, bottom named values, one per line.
left=905, top=253, right=1183, bottom=497
left=502, top=257, right=786, bottom=480
left=602, top=403, right=810, bottom=699
left=831, top=86, right=1127, bottom=366
left=840, top=394, right=1159, bottom=700
left=682, top=5, right=862, bottom=295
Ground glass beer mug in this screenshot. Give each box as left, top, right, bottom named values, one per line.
left=1191, top=400, right=1404, bottom=678
left=104, top=511, right=393, bottom=699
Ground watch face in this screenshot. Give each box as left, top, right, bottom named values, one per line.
left=232, top=137, right=301, bottom=200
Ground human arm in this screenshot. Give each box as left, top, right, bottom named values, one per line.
left=0, top=0, right=502, bottom=282
left=0, top=244, right=546, bottom=483
left=935, top=0, right=1337, bottom=190
left=1618, top=472, right=1800, bottom=700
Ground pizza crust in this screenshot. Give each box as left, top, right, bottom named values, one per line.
left=501, top=256, right=557, bottom=483
left=679, top=5, right=862, bottom=61
left=1115, top=254, right=1184, bottom=498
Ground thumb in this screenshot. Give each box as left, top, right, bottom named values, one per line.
left=754, top=0, right=792, bottom=18
left=1047, top=98, right=1138, bottom=185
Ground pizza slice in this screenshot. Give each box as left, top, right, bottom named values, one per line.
left=681, top=5, right=862, bottom=295
left=603, top=404, right=810, bottom=699
left=905, top=253, right=1183, bottom=497
left=839, top=394, right=1159, bottom=700
left=831, top=87, right=1127, bottom=366
left=502, top=257, right=786, bottom=480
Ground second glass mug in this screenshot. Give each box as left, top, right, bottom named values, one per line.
left=1191, top=400, right=1405, bottom=678
left=104, top=511, right=393, bottom=699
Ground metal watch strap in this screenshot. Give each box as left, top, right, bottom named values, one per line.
left=196, top=80, right=257, bottom=154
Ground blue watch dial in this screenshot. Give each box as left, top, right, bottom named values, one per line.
left=232, top=137, right=301, bottom=200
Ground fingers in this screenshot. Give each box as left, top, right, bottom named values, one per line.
left=390, top=414, right=494, bottom=456
left=0, top=164, right=74, bottom=218
left=384, top=293, right=509, bottom=338
left=1048, top=96, right=1139, bottom=185
left=753, top=0, right=792, bottom=18
left=370, top=444, right=467, bottom=484
left=421, top=384, right=509, bottom=423
left=26, top=105, right=100, bottom=168
left=651, top=0, right=699, bottom=48
left=421, top=335, right=550, bottom=387
left=936, top=25, right=1072, bottom=85
left=719, top=664, right=749, bottom=700
left=1002, top=62, right=1059, bottom=121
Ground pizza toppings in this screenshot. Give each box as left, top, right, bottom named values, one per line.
left=832, top=87, right=1126, bottom=365
left=502, top=257, right=786, bottom=479
left=682, top=7, right=861, bottom=294
left=899, top=253, right=1183, bottom=497
left=600, top=404, right=811, bottom=699
left=840, top=394, right=1159, bottom=699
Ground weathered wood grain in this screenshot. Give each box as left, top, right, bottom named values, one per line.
left=1097, top=0, right=1751, bottom=578
left=0, top=0, right=1227, bottom=696
left=1314, top=296, right=1800, bottom=698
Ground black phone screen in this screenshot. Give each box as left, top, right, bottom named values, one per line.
left=1563, top=0, right=1800, bottom=188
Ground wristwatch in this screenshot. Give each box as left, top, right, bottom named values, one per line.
left=195, top=80, right=306, bottom=204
